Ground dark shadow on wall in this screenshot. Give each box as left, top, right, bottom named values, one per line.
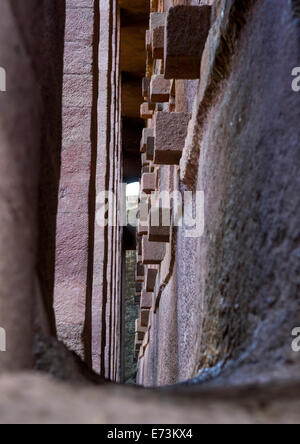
left=11, top=0, right=66, bottom=336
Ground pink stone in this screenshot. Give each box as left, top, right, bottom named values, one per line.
left=154, top=112, right=191, bottom=165
left=164, top=5, right=211, bottom=79
left=150, top=75, right=171, bottom=103
left=148, top=208, right=171, bottom=243
left=140, top=103, right=153, bottom=120
left=142, top=238, right=166, bottom=265
left=140, top=310, right=150, bottom=328
left=141, top=173, right=156, bottom=194
left=141, top=153, right=149, bottom=167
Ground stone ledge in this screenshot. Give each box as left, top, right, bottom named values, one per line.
left=150, top=75, right=171, bottom=103
left=140, top=309, right=150, bottom=328
left=154, top=112, right=191, bottom=165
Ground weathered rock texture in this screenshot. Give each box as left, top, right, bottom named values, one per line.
left=136, top=0, right=300, bottom=388
left=1, top=372, right=300, bottom=424
left=124, top=251, right=138, bottom=382
left=0, top=0, right=65, bottom=371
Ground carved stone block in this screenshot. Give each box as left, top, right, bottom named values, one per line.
left=164, top=6, right=211, bottom=79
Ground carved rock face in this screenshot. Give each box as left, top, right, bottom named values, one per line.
left=164, top=5, right=211, bottom=79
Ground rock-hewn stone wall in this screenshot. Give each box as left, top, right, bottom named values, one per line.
left=124, top=251, right=138, bottom=382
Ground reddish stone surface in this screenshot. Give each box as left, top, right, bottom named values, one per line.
left=136, top=263, right=145, bottom=279
left=154, top=112, right=191, bottom=165
left=140, top=102, right=153, bottom=119
left=137, top=235, right=142, bottom=256
left=140, top=291, right=154, bottom=310
left=150, top=75, right=171, bottom=103
left=164, top=5, right=211, bottom=79
left=140, top=310, right=150, bottom=328
left=148, top=100, right=156, bottom=112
